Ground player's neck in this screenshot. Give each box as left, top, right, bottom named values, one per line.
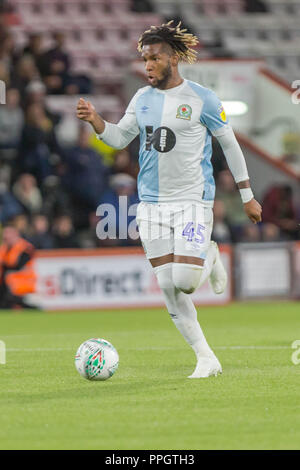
left=158, top=74, right=184, bottom=90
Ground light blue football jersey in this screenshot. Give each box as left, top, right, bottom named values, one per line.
left=101, top=79, right=230, bottom=205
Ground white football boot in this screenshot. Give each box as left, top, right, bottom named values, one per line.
left=208, top=241, right=228, bottom=294
left=188, top=355, right=222, bottom=379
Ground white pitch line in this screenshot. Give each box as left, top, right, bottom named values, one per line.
left=216, top=346, right=291, bottom=350
left=6, top=348, right=74, bottom=352
left=5, top=346, right=291, bottom=352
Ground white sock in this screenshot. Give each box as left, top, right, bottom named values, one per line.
left=198, top=243, right=215, bottom=287
left=154, top=263, right=215, bottom=360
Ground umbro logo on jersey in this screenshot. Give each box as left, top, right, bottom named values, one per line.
left=141, top=105, right=149, bottom=113
left=176, top=104, right=192, bottom=120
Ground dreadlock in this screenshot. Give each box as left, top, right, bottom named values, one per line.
left=137, top=20, right=199, bottom=64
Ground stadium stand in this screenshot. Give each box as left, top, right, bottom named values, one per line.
left=6, top=0, right=300, bottom=84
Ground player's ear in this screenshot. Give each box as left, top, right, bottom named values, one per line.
left=171, top=54, right=179, bottom=67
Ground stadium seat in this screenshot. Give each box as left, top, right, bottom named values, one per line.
left=150, top=0, right=181, bottom=18
left=110, top=0, right=131, bottom=14
left=14, top=1, right=45, bottom=26
left=266, top=0, right=300, bottom=16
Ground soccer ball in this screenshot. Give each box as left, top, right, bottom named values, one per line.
left=75, top=338, right=119, bottom=381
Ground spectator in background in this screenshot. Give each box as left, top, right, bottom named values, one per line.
left=262, top=185, right=299, bottom=240
left=212, top=199, right=232, bottom=244
left=0, top=60, right=10, bottom=88
left=0, top=87, right=24, bottom=164
left=99, top=173, right=139, bottom=247
left=244, top=0, right=268, bottom=13
left=12, top=173, right=43, bottom=216
left=11, top=55, right=40, bottom=101
left=24, top=80, right=61, bottom=128
left=130, top=0, right=154, bottom=13
left=62, top=126, right=110, bottom=211
left=77, top=212, right=100, bottom=248
left=111, top=148, right=138, bottom=179
left=0, top=182, right=23, bottom=223
left=22, top=33, right=44, bottom=72
left=215, top=170, right=249, bottom=241
left=38, top=31, right=70, bottom=95
left=0, top=223, right=37, bottom=309
left=41, top=175, right=71, bottom=222
left=39, top=31, right=92, bottom=95
left=240, top=223, right=261, bottom=243
left=13, top=213, right=30, bottom=239
left=52, top=214, right=79, bottom=249
left=29, top=213, right=54, bottom=250
left=0, top=163, right=10, bottom=190
left=88, top=129, right=117, bottom=167
left=0, top=1, right=21, bottom=26
left=17, top=102, right=62, bottom=183
left=261, top=223, right=281, bottom=242
left=0, top=30, right=16, bottom=75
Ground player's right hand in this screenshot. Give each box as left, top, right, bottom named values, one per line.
left=76, top=98, right=96, bottom=123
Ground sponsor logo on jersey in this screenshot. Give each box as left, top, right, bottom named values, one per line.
left=152, top=127, right=176, bottom=153
left=219, top=105, right=227, bottom=122
left=141, top=105, right=149, bottom=113
left=176, top=104, right=192, bottom=120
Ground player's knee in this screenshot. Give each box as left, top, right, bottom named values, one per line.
left=172, top=263, right=202, bottom=294
left=153, top=263, right=174, bottom=290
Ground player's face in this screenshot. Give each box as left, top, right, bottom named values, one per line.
left=141, top=43, right=173, bottom=89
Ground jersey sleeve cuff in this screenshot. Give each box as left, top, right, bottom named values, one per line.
left=96, top=121, right=109, bottom=140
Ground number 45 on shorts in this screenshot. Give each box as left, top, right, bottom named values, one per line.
left=182, top=222, right=205, bottom=244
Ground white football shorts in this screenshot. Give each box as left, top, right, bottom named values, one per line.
left=136, top=201, right=213, bottom=260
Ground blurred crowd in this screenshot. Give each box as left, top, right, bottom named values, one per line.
left=212, top=170, right=300, bottom=244
left=0, top=0, right=299, bottom=250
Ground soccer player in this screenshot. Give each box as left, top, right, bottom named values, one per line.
left=77, top=21, right=262, bottom=378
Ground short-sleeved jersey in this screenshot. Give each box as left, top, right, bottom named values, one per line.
left=107, top=79, right=230, bottom=205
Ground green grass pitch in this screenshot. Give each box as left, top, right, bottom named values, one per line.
left=0, top=302, right=299, bottom=450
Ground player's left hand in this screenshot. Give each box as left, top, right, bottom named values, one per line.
left=243, top=198, right=262, bottom=224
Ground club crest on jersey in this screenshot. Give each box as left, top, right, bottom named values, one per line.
left=176, top=104, right=192, bottom=120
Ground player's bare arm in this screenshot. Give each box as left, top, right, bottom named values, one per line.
left=76, top=98, right=106, bottom=134
left=237, top=179, right=262, bottom=224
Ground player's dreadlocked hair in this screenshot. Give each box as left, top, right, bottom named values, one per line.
left=137, top=20, right=199, bottom=64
